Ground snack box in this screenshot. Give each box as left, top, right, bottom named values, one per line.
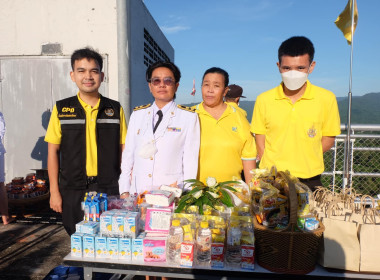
left=241, top=245, right=255, bottom=270
left=159, top=185, right=182, bottom=198
left=145, top=207, right=172, bottom=234
left=95, top=236, right=107, bottom=258
left=83, top=234, right=95, bottom=258
left=107, top=237, right=119, bottom=259
left=71, top=233, right=84, bottom=258
left=180, top=242, right=194, bottom=267
left=132, top=232, right=146, bottom=262
left=119, top=238, right=132, bottom=260
left=143, top=236, right=166, bottom=262
left=81, top=221, right=100, bottom=235
left=145, top=190, right=175, bottom=207
left=211, top=243, right=225, bottom=268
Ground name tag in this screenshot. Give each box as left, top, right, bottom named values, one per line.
left=167, top=127, right=181, bottom=132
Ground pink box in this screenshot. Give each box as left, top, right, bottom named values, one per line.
left=145, top=207, right=172, bottom=234
left=143, top=237, right=166, bottom=262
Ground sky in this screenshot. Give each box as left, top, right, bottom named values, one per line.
left=143, top=0, right=380, bottom=105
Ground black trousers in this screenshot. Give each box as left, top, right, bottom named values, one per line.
left=60, top=183, right=119, bottom=236
left=298, top=175, right=322, bottom=192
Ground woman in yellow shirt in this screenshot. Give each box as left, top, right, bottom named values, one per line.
left=194, top=67, right=257, bottom=184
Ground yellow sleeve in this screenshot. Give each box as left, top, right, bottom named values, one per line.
left=239, top=114, right=257, bottom=160
left=322, top=94, right=341, bottom=136
left=119, top=106, right=128, bottom=144
left=44, top=105, right=61, bottom=144
left=250, top=95, right=266, bottom=134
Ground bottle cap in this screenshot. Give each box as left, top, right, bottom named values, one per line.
left=172, top=219, right=180, bottom=227
left=200, top=221, right=209, bottom=228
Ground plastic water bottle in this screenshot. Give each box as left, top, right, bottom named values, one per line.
left=167, top=219, right=183, bottom=265
left=196, top=221, right=212, bottom=266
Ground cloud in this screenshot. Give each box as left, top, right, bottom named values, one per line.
left=160, top=25, right=190, bottom=34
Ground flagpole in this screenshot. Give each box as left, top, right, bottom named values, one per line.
left=343, top=0, right=355, bottom=189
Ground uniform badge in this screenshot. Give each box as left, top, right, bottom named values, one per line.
left=307, top=125, right=317, bottom=138
left=232, top=127, right=237, bottom=132
left=105, top=108, right=114, bottom=117
left=167, top=127, right=181, bottom=132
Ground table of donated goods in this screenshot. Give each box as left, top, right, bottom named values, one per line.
left=63, top=254, right=380, bottom=280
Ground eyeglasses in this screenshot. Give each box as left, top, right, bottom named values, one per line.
left=149, top=77, right=176, bottom=86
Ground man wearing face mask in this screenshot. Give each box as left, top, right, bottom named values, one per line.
left=251, top=36, right=341, bottom=191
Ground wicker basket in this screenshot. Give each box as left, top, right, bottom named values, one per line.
left=253, top=171, right=325, bottom=274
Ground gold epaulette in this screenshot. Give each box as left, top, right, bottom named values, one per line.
left=133, top=103, right=151, bottom=111
left=177, top=104, right=196, bottom=113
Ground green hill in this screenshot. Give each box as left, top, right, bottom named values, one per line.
left=185, top=92, right=380, bottom=124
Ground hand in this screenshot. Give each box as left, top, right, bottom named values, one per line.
left=50, top=191, right=62, bottom=213
left=120, top=192, right=130, bottom=199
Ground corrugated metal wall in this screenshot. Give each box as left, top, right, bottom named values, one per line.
left=0, top=56, right=108, bottom=181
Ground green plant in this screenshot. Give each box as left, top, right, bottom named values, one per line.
left=175, top=177, right=239, bottom=215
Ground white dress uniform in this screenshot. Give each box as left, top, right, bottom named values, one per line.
left=119, top=101, right=200, bottom=195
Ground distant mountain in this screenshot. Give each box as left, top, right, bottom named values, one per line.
left=184, top=92, right=380, bottom=124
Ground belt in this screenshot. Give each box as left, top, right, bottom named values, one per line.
left=298, top=174, right=321, bottom=182
left=87, top=176, right=98, bottom=185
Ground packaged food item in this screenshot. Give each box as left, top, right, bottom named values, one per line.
left=145, top=207, right=172, bottom=234
left=83, top=234, right=95, bottom=258
left=180, top=224, right=194, bottom=267
left=160, top=184, right=182, bottom=198
left=71, top=233, right=83, bottom=258
left=100, top=211, right=114, bottom=236
left=132, top=232, right=146, bottom=262
left=145, top=190, right=175, bottom=207
left=112, top=212, right=126, bottom=237
left=107, top=237, right=119, bottom=259
left=305, top=217, right=319, bottom=231
left=119, top=237, right=132, bottom=260
left=95, top=236, right=107, bottom=258
left=143, top=236, right=167, bottom=262
left=124, top=212, right=140, bottom=238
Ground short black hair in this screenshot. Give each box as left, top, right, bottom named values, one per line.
left=278, top=36, right=315, bottom=64
left=146, top=61, right=181, bottom=83
left=71, top=47, right=103, bottom=71
left=202, top=67, right=229, bottom=87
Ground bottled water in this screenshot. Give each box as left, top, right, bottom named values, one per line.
left=167, top=219, right=183, bottom=265
left=196, top=221, right=212, bottom=266
left=225, top=221, right=242, bottom=267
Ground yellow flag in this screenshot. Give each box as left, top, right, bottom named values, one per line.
left=335, top=0, right=358, bottom=45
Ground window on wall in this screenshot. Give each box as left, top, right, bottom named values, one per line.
left=143, top=28, right=170, bottom=67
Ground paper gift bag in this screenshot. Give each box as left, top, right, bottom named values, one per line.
left=359, top=223, right=380, bottom=272
left=319, top=217, right=360, bottom=271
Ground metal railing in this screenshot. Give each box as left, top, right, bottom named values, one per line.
left=322, top=124, right=380, bottom=196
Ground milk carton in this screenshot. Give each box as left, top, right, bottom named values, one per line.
left=119, top=237, right=132, bottom=260
left=107, top=237, right=119, bottom=259
left=132, top=232, right=145, bottom=262
left=83, top=234, right=95, bottom=258
left=71, top=233, right=83, bottom=258
left=95, top=236, right=107, bottom=258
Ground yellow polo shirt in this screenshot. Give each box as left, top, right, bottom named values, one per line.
left=45, top=94, right=127, bottom=176
left=251, top=81, right=341, bottom=178
left=195, top=102, right=256, bottom=183
left=226, top=102, right=248, bottom=118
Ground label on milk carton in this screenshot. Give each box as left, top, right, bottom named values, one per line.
left=211, top=243, right=225, bottom=268
left=132, top=232, right=145, bottom=262
left=95, top=236, right=107, bottom=258
left=241, top=245, right=255, bottom=270
left=107, top=237, right=119, bottom=259
left=71, top=233, right=83, bottom=258
left=83, top=234, right=95, bottom=258
left=119, top=238, right=132, bottom=260
left=180, top=242, right=194, bottom=267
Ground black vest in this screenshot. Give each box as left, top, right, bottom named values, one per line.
left=56, top=95, right=121, bottom=189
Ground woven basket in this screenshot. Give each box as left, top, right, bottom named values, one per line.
left=253, top=171, right=325, bottom=274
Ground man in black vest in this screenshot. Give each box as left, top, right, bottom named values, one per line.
left=45, top=47, right=127, bottom=235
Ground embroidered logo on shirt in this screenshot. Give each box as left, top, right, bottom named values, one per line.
left=105, top=108, right=114, bottom=117
left=167, top=127, right=181, bottom=132
left=232, top=127, right=237, bottom=132
left=307, top=125, right=317, bottom=138
left=62, top=107, right=75, bottom=113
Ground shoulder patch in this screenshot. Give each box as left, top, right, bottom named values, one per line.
left=177, top=104, right=195, bottom=113
left=133, top=103, right=151, bottom=111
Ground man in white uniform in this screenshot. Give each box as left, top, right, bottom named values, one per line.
left=119, top=61, right=200, bottom=196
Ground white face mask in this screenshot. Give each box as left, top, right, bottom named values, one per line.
left=281, top=70, right=308, bottom=91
